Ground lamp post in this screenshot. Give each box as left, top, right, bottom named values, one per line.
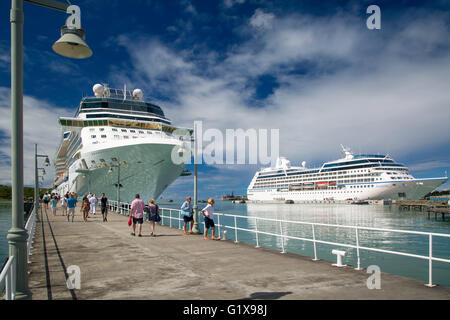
left=192, top=124, right=200, bottom=234
left=8, top=0, right=92, bottom=300
left=34, top=143, right=49, bottom=222
left=108, top=159, right=125, bottom=213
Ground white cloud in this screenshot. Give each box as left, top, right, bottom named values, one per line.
left=249, top=9, right=275, bottom=30
left=223, top=0, right=245, bottom=8
left=0, top=87, right=69, bottom=186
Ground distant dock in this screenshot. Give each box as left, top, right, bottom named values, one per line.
left=395, top=200, right=450, bottom=220
left=23, top=206, right=450, bottom=300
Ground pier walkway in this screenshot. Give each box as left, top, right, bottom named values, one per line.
left=27, top=207, right=450, bottom=300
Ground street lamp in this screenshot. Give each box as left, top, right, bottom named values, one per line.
left=8, top=0, right=92, bottom=300
left=34, top=143, right=49, bottom=223
left=192, top=124, right=200, bottom=234
left=108, top=159, right=126, bottom=213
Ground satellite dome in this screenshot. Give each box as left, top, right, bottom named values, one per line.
left=302, top=161, right=306, bottom=167
left=93, top=84, right=104, bottom=97
left=133, top=88, right=143, bottom=100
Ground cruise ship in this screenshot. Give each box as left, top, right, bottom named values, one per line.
left=52, top=84, right=191, bottom=202
left=247, top=146, right=447, bottom=202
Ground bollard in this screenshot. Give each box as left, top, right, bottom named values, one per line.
left=331, top=249, right=347, bottom=267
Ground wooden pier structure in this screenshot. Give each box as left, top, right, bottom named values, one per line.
left=395, top=200, right=450, bottom=221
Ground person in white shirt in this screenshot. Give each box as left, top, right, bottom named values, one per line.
left=61, top=194, right=68, bottom=216
left=201, top=198, right=219, bottom=240
left=89, top=194, right=98, bottom=215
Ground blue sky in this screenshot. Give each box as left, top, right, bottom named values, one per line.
left=0, top=0, right=449, bottom=200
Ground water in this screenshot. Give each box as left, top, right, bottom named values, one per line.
left=159, top=200, right=450, bottom=287
left=0, top=202, right=11, bottom=266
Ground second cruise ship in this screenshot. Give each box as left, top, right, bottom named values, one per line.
left=247, top=146, right=447, bottom=202
left=52, top=84, right=191, bottom=202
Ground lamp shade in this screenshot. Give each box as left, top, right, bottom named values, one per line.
left=52, top=26, right=92, bottom=59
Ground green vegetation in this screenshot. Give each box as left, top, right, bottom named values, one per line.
left=0, top=185, right=52, bottom=201
left=424, top=190, right=450, bottom=200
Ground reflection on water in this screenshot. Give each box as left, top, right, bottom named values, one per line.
left=162, top=200, right=450, bottom=287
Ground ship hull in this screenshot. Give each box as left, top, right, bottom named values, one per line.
left=247, top=178, right=447, bottom=202
left=56, top=142, right=185, bottom=202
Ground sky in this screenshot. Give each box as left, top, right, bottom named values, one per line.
left=0, top=0, right=449, bottom=200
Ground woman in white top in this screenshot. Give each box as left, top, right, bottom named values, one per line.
left=201, top=198, right=219, bottom=240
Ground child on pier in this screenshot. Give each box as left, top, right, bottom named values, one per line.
left=201, top=198, right=219, bottom=240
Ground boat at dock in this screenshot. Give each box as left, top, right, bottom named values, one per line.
left=52, top=84, right=192, bottom=202
left=247, top=145, right=447, bottom=202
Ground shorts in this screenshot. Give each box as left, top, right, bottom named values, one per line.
left=101, top=206, right=107, bottom=214
left=51, top=207, right=57, bottom=212
left=204, top=217, right=215, bottom=229
left=68, top=208, right=75, bottom=216
left=133, top=217, right=143, bottom=225
left=183, top=215, right=193, bottom=222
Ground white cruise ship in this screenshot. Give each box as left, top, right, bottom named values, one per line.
left=247, top=146, right=447, bottom=202
left=52, top=84, right=191, bottom=202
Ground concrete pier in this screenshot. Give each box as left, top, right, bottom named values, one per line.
left=26, top=207, right=450, bottom=300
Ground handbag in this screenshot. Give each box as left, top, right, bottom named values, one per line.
left=155, top=205, right=161, bottom=222
left=182, top=209, right=191, bottom=217
left=128, top=215, right=132, bottom=226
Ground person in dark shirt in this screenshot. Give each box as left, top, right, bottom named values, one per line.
left=100, top=193, right=108, bottom=222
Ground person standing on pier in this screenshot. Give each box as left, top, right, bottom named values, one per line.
left=61, top=193, right=68, bottom=216
left=201, top=198, right=219, bottom=240
left=43, top=192, right=50, bottom=209
left=100, top=193, right=108, bottom=222
left=181, top=196, right=194, bottom=235
left=82, top=195, right=90, bottom=222
left=147, top=199, right=160, bottom=237
left=89, top=194, right=98, bottom=215
left=131, top=194, right=145, bottom=237
left=66, top=193, right=77, bottom=222
left=50, top=195, right=58, bottom=216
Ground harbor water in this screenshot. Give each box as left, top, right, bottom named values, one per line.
left=0, top=202, right=11, bottom=266
left=160, top=200, right=450, bottom=287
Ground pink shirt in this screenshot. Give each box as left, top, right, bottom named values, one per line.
left=131, top=198, right=145, bottom=218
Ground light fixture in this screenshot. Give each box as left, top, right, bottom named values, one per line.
left=52, top=26, right=92, bottom=59
left=44, top=157, right=50, bottom=166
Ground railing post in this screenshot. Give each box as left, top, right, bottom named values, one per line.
left=255, top=217, right=260, bottom=248
left=279, top=220, right=286, bottom=253
left=217, top=214, right=222, bottom=238
left=11, top=257, right=16, bottom=300
left=312, top=224, right=318, bottom=261
left=426, top=234, right=436, bottom=287
left=169, top=209, right=172, bottom=228
left=355, top=227, right=362, bottom=270
left=178, top=210, right=181, bottom=229
left=234, top=216, right=238, bottom=243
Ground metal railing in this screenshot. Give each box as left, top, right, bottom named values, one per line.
left=0, top=256, right=15, bottom=300
left=0, top=203, right=37, bottom=300
left=108, top=201, right=450, bottom=287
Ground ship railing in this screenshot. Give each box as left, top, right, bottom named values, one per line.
left=157, top=208, right=450, bottom=288
left=0, top=203, right=37, bottom=300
